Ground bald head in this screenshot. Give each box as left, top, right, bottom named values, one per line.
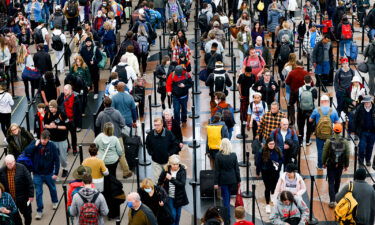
left=4, top=155, right=15, bottom=170
left=256, top=36, right=263, bottom=46
left=64, top=84, right=72, bottom=96
left=117, top=82, right=126, bottom=92
left=280, top=118, right=289, bottom=131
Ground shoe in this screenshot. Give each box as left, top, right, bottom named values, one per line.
left=82, top=113, right=86, bottom=117
left=73, top=150, right=78, bottom=156
left=66, top=147, right=71, bottom=153
left=306, top=141, right=312, bottom=146
left=52, top=202, right=58, bottom=210
left=35, top=212, right=43, bottom=220
left=3, top=138, right=7, bottom=145
left=93, top=94, right=98, bottom=99
left=61, top=169, right=69, bottom=178
left=265, top=204, right=271, bottom=214
left=123, top=172, right=133, bottom=179
left=366, top=161, right=371, bottom=167
left=76, top=127, right=82, bottom=132
left=328, top=202, right=335, bottom=208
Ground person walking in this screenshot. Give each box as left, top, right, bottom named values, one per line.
left=214, top=139, right=241, bottom=224
left=252, top=69, right=279, bottom=107
left=111, top=82, right=137, bottom=130
left=312, top=35, right=334, bottom=86
left=270, top=191, right=309, bottom=224
left=256, top=102, right=286, bottom=141
left=363, top=40, right=375, bottom=95
left=238, top=66, right=256, bottom=122
left=0, top=155, right=34, bottom=225
left=246, top=92, right=268, bottom=139
left=155, top=56, right=174, bottom=109
left=274, top=163, right=307, bottom=198
left=0, top=85, right=14, bottom=137
left=336, top=168, right=375, bottom=225
left=24, top=130, right=60, bottom=220
left=158, top=155, right=189, bottom=225
left=51, top=25, right=66, bottom=74
left=334, top=57, right=355, bottom=115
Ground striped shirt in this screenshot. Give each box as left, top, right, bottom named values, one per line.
left=168, top=170, right=178, bottom=198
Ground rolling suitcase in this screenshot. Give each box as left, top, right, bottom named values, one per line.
left=123, top=128, right=142, bottom=171
left=200, top=154, right=215, bottom=198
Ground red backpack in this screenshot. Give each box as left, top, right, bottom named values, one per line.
left=341, top=24, right=352, bottom=40
left=78, top=192, right=100, bottom=225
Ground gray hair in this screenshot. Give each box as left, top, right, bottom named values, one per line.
left=128, top=192, right=141, bottom=202
left=163, top=109, right=174, bottom=117
left=4, top=155, right=15, bottom=164
left=271, top=102, right=280, bottom=108
left=220, top=138, right=232, bottom=155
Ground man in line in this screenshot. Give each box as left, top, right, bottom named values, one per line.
left=256, top=102, right=286, bottom=141
left=127, top=192, right=158, bottom=225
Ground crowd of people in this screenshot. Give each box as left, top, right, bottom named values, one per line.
left=0, top=0, right=374, bottom=224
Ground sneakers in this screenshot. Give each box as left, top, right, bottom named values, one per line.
left=93, top=94, right=98, bottom=99
left=61, top=169, right=69, bottom=178
left=328, top=202, right=336, bottom=208
left=123, top=171, right=133, bottom=179
left=76, top=127, right=82, bottom=132
left=265, top=204, right=271, bottom=214
left=52, top=202, right=58, bottom=210
left=35, top=212, right=43, bottom=220
left=366, top=161, right=371, bottom=167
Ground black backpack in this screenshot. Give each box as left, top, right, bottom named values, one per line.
left=115, top=64, right=128, bottom=83
left=66, top=1, right=78, bottom=17
left=207, top=53, right=218, bottom=71
left=329, top=137, right=346, bottom=166
left=51, top=34, right=64, bottom=51
left=250, top=101, right=266, bottom=112
left=216, top=105, right=235, bottom=128
left=33, top=28, right=44, bottom=44
left=213, top=73, right=226, bottom=93
left=279, top=43, right=291, bottom=62
left=198, top=11, right=209, bottom=32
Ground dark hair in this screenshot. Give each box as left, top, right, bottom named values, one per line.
left=162, top=55, right=170, bottom=65
left=262, top=137, right=282, bottom=162
left=304, top=75, right=312, bottom=83
left=214, top=91, right=226, bottom=101
left=41, top=130, right=50, bottom=139
left=178, top=36, right=187, bottom=46
left=212, top=42, right=218, bottom=48
left=245, top=66, right=252, bottom=73
left=280, top=191, right=295, bottom=203
left=126, top=31, right=133, bottom=39
left=45, top=71, right=54, bottom=80
left=296, top=60, right=303, bottom=66
left=103, top=97, right=112, bottom=107
left=88, top=143, right=98, bottom=156
left=81, top=173, right=93, bottom=184
left=201, top=207, right=223, bottom=223
left=75, top=26, right=82, bottom=32
left=211, top=113, right=221, bottom=123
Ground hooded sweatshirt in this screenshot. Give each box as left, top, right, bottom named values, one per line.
left=94, top=133, right=123, bottom=165
left=69, top=187, right=109, bottom=225
left=269, top=196, right=309, bottom=225
left=274, top=172, right=307, bottom=198
left=95, top=107, right=125, bottom=138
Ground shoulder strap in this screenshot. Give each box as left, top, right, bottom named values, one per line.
left=348, top=181, right=353, bottom=192
left=318, top=107, right=323, bottom=117
left=274, top=128, right=279, bottom=140
left=91, top=192, right=100, bottom=203
left=78, top=193, right=88, bottom=203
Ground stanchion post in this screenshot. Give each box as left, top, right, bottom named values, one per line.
left=318, top=84, right=321, bottom=106
left=26, top=110, right=30, bottom=131
left=252, top=184, right=256, bottom=223
left=151, top=72, right=161, bottom=108
left=239, top=122, right=247, bottom=167
left=189, top=181, right=198, bottom=225
left=278, top=80, right=281, bottom=105
left=242, top=152, right=252, bottom=198
left=307, top=52, right=311, bottom=72
left=336, top=43, right=339, bottom=69
left=79, top=145, right=83, bottom=164
left=139, top=122, right=151, bottom=166
left=116, top=220, right=121, bottom=225
left=193, top=140, right=198, bottom=182
left=308, top=176, right=319, bottom=224
left=188, top=106, right=200, bottom=148
left=11, top=78, right=15, bottom=98
left=298, top=135, right=302, bottom=173
left=354, top=145, right=358, bottom=172
left=272, top=59, right=275, bottom=77
left=135, top=157, right=140, bottom=190
left=228, top=52, right=234, bottom=73
left=342, top=121, right=346, bottom=138
left=236, top=119, right=248, bottom=139
left=299, top=39, right=302, bottom=60
left=330, top=96, right=333, bottom=107
left=361, top=18, right=365, bottom=53
left=4, top=147, right=7, bottom=155
left=63, top=185, right=70, bottom=225
left=147, top=95, right=152, bottom=134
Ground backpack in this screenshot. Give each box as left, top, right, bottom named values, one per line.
left=51, top=13, right=64, bottom=29
left=51, top=34, right=64, bottom=51
left=213, top=73, right=226, bottom=93
left=115, top=64, right=128, bottom=83
left=299, top=86, right=314, bottom=111
left=16, top=152, right=33, bottom=171
left=66, top=1, right=78, bottom=17
left=315, top=108, right=333, bottom=139
left=207, top=53, right=218, bottom=71
left=78, top=0, right=87, bottom=6
left=207, top=125, right=223, bottom=150
left=216, top=105, right=235, bottom=128
left=137, top=35, right=149, bottom=54
left=335, top=182, right=358, bottom=225
left=279, top=43, right=291, bottom=62
left=198, top=11, right=209, bottom=31
left=328, top=137, right=346, bottom=166
left=78, top=192, right=100, bottom=225
left=257, top=0, right=265, bottom=11
left=33, top=28, right=44, bottom=44
left=250, top=101, right=266, bottom=113
left=341, top=24, right=353, bottom=40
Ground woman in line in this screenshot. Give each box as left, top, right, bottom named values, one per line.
left=251, top=22, right=265, bottom=46
left=158, top=155, right=189, bottom=225
left=274, top=163, right=307, bottom=199
left=0, top=85, right=14, bottom=137
left=236, top=25, right=251, bottom=65
left=155, top=56, right=175, bottom=109
left=282, top=53, right=297, bottom=101
left=0, top=37, right=11, bottom=89
left=163, top=109, right=183, bottom=146
left=214, top=138, right=241, bottom=224
left=99, top=21, right=116, bottom=66
left=0, top=183, right=18, bottom=223
left=17, top=44, right=38, bottom=101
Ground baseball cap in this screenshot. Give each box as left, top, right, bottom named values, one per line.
left=333, top=123, right=343, bottom=133
left=320, top=95, right=329, bottom=101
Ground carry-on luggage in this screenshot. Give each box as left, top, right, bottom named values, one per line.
left=123, top=128, right=142, bottom=171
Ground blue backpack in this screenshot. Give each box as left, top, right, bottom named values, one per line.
left=17, top=153, right=33, bottom=171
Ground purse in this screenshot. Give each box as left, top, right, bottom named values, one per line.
left=22, top=66, right=41, bottom=80
left=235, top=184, right=244, bottom=207
left=358, top=62, right=369, bottom=73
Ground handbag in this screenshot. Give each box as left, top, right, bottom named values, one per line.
left=157, top=205, right=174, bottom=225
left=358, top=62, right=369, bottom=73
left=284, top=217, right=301, bottom=225
left=22, top=66, right=41, bottom=80
left=199, top=69, right=209, bottom=81
left=235, top=184, right=244, bottom=207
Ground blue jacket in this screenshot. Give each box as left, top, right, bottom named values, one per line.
left=99, top=28, right=116, bottom=46
left=111, top=92, right=137, bottom=126
left=270, top=128, right=299, bottom=152
left=24, top=140, right=60, bottom=176
left=270, top=128, right=299, bottom=165
left=267, top=9, right=282, bottom=32
left=26, top=2, right=42, bottom=22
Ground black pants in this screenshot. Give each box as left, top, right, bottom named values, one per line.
left=66, top=121, right=77, bottom=151
left=67, top=17, right=78, bottom=35
left=139, top=53, right=148, bottom=74
left=262, top=169, right=279, bottom=204
left=10, top=53, right=17, bottom=80
left=297, top=109, right=314, bottom=142
left=327, top=166, right=343, bottom=202
left=287, top=91, right=299, bottom=126
left=0, top=112, right=11, bottom=136
left=23, top=77, right=40, bottom=101
left=88, top=65, right=99, bottom=94
left=252, top=120, right=259, bottom=140
left=106, top=160, right=119, bottom=177
left=277, top=60, right=287, bottom=81
left=79, top=88, right=88, bottom=115
left=13, top=200, right=32, bottom=225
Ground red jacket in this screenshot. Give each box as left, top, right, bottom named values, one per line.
left=285, top=67, right=309, bottom=93
left=166, top=70, right=192, bottom=97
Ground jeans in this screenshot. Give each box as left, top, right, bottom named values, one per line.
left=369, top=29, right=375, bottom=41
left=41, top=4, right=50, bottom=23
left=34, top=174, right=58, bottom=213
left=327, top=166, right=343, bottom=202
left=358, top=131, right=375, bottom=164
left=339, top=39, right=352, bottom=58
left=44, top=44, right=49, bottom=53
left=228, top=127, right=233, bottom=140
left=316, top=138, right=326, bottom=168
left=172, top=95, right=188, bottom=123
left=336, top=91, right=346, bottom=116
left=51, top=140, right=68, bottom=169
left=220, top=185, right=231, bottom=221
left=297, top=109, right=313, bottom=142
left=167, top=197, right=182, bottom=225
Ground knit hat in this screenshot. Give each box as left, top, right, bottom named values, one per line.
left=333, top=123, right=343, bottom=133
left=174, top=65, right=183, bottom=76
left=85, top=37, right=92, bottom=43
left=351, top=76, right=362, bottom=83
left=304, top=15, right=310, bottom=20
left=354, top=168, right=366, bottom=180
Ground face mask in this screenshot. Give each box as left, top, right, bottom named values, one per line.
left=127, top=201, right=133, bottom=208
left=144, top=188, right=152, bottom=193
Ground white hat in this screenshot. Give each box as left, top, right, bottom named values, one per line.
left=351, top=76, right=362, bottom=83
left=320, top=95, right=329, bottom=101
left=253, top=92, right=262, bottom=97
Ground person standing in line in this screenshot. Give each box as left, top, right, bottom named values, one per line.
left=24, top=130, right=60, bottom=220
left=334, top=57, right=355, bottom=115
left=0, top=84, right=14, bottom=137
left=6, top=123, right=34, bottom=160
left=51, top=24, right=66, bottom=75
left=127, top=192, right=158, bottom=225
left=256, top=102, right=286, bottom=142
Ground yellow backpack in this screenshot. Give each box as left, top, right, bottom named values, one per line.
left=207, top=125, right=223, bottom=150
left=257, top=0, right=265, bottom=11
left=335, top=182, right=358, bottom=225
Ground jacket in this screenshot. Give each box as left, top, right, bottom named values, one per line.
left=24, top=140, right=60, bottom=175
left=6, top=127, right=34, bottom=159
left=302, top=30, right=322, bottom=54
left=98, top=28, right=116, bottom=46
left=256, top=147, right=284, bottom=175
left=267, top=9, right=282, bottom=32
left=128, top=203, right=158, bottom=225
left=158, top=165, right=189, bottom=207
left=131, top=20, right=156, bottom=42
left=0, top=163, right=34, bottom=203
left=137, top=185, right=168, bottom=218
left=334, top=68, right=355, bottom=93
left=111, top=92, right=137, bottom=126
left=26, top=1, right=42, bottom=21
left=274, top=172, right=306, bottom=198
left=205, top=40, right=225, bottom=55
left=335, top=180, right=375, bottom=225
left=167, top=19, right=186, bottom=34
left=251, top=44, right=272, bottom=68
left=205, top=68, right=232, bottom=96
left=336, top=21, right=354, bottom=41
left=270, top=128, right=299, bottom=165
left=146, top=128, right=179, bottom=164
left=166, top=70, right=193, bottom=98
left=163, top=117, right=183, bottom=143
left=214, top=152, right=241, bottom=186
left=63, top=1, right=79, bottom=18
left=297, top=21, right=312, bottom=40
left=79, top=45, right=103, bottom=69
left=155, top=64, right=174, bottom=91
left=111, top=63, right=137, bottom=91
left=252, top=77, right=279, bottom=105
left=96, top=107, right=125, bottom=138
left=69, top=66, right=91, bottom=87
left=122, top=52, right=140, bottom=76
left=312, top=41, right=333, bottom=65
left=94, top=133, right=123, bottom=165
left=353, top=103, right=375, bottom=135
left=113, top=39, right=140, bottom=66
left=322, top=133, right=350, bottom=168
left=285, top=67, right=309, bottom=93
left=33, top=50, right=52, bottom=74
left=270, top=196, right=309, bottom=225
left=69, top=187, right=109, bottom=225
left=57, top=93, right=81, bottom=125
left=0, top=47, right=11, bottom=66
left=236, top=31, right=252, bottom=53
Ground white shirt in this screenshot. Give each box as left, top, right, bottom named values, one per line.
left=280, top=129, right=287, bottom=142
left=0, top=92, right=14, bottom=114
left=52, top=29, right=67, bottom=46
left=111, top=63, right=137, bottom=92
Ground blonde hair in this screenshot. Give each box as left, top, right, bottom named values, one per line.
left=285, top=53, right=297, bottom=69
left=107, top=11, right=114, bottom=19
left=164, top=154, right=186, bottom=170
left=103, top=122, right=114, bottom=136
left=282, top=21, right=290, bottom=29
left=220, top=138, right=232, bottom=155
left=140, top=178, right=155, bottom=189
left=17, top=44, right=28, bottom=64
left=138, top=24, right=148, bottom=37
left=103, top=21, right=112, bottom=30
left=73, top=55, right=87, bottom=71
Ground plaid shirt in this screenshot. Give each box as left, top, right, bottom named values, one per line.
left=0, top=192, right=18, bottom=215
left=6, top=169, right=16, bottom=200
left=257, top=111, right=286, bottom=139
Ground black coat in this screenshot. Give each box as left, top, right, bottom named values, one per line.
left=158, top=165, right=189, bottom=208
left=79, top=45, right=102, bottom=68
left=155, top=64, right=175, bottom=93
left=163, top=117, right=183, bottom=143
left=137, top=185, right=168, bottom=217
left=0, top=163, right=34, bottom=204
left=312, top=41, right=333, bottom=65
left=57, top=93, right=82, bottom=126
left=33, top=50, right=52, bottom=74
left=113, top=38, right=141, bottom=65
left=214, top=152, right=241, bottom=186
left=252, top=78, right=279, bottom=105
left=146, top=128, right=180, bottom=164
left=6, top=127, right=34, bottom=159
left=353, top=103, right=375, bottom=135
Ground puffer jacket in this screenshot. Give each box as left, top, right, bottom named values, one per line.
left=6, top=127, right=34, bottom=159
left=94, top=133, right=123, bottom=165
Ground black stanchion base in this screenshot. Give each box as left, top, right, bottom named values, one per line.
left=188, top=142, right=201, bottom=148
left=238, top=161, right=248, bottom=167
left=139, top=159, right=151, bottom=166
left=230, top=87, right=238, bottom=91
left=151, top=103, right=161, bottom=108
left=234, top=108, right=240, bottom=113
left=192, top=90, right=202, bottom=95
left=225, top=53, right=233, bottom=57
left=241, top=191, right=253, bottom=198
left=308, top=218, right=319, bottom=225
left=193, top=55, right=201, bottom=60
left=188, top=113, right=199, bottom=119
left=236, top=133, right=249, bottom=139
